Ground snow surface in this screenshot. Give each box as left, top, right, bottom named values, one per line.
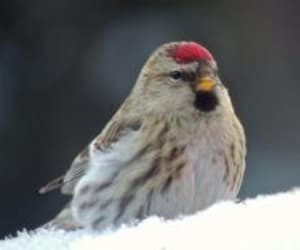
left=1, top=189, right=300, bottom=250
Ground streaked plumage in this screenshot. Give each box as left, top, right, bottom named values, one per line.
left=39, top=41, right=246, bottom=230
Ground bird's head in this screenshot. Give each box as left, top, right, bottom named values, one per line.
left=131, top=41, right=234, bottom=116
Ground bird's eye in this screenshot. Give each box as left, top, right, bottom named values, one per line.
left=170, top=71, right=183, bottom=80
left=169, top=70, right=196, bottom=82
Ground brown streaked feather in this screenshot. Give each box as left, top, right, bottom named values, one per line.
left=39, top=176, right=64, bottom=194
left=38, top=146, right=90, bottom=195
left=61, top=148, right=90, bottom=194
left=98, top=119, right=142, bottom=149
left=39, top=117, right=142, bottom=195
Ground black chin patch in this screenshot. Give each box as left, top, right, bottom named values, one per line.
left=194, top=91, right=219, bottom=112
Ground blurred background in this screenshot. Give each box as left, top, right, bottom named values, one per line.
left=0, top=0, right=299, bottom=237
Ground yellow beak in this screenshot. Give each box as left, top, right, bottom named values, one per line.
left=196, top=77, right=216, bottom=92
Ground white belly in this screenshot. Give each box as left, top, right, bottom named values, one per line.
left=147, top=142, right=234, bottom=219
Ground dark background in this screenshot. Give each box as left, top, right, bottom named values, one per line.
left=0, top=0, right=299, bottom=237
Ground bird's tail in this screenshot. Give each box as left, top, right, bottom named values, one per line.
left=41, top=203, right=81, bottom=231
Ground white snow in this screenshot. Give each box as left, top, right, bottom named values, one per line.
left=1, top=189, right=300, bottom=250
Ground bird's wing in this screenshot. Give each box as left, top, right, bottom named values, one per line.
left=39, top=118, right=142, bottom=195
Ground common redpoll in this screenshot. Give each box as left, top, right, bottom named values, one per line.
left=39, top=41, right=246, bottom=230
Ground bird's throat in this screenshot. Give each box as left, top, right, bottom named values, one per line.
left=194, top=91, right=219, bottom=112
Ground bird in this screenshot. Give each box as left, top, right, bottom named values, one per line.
left=39, top=41, right=246, bottom=231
